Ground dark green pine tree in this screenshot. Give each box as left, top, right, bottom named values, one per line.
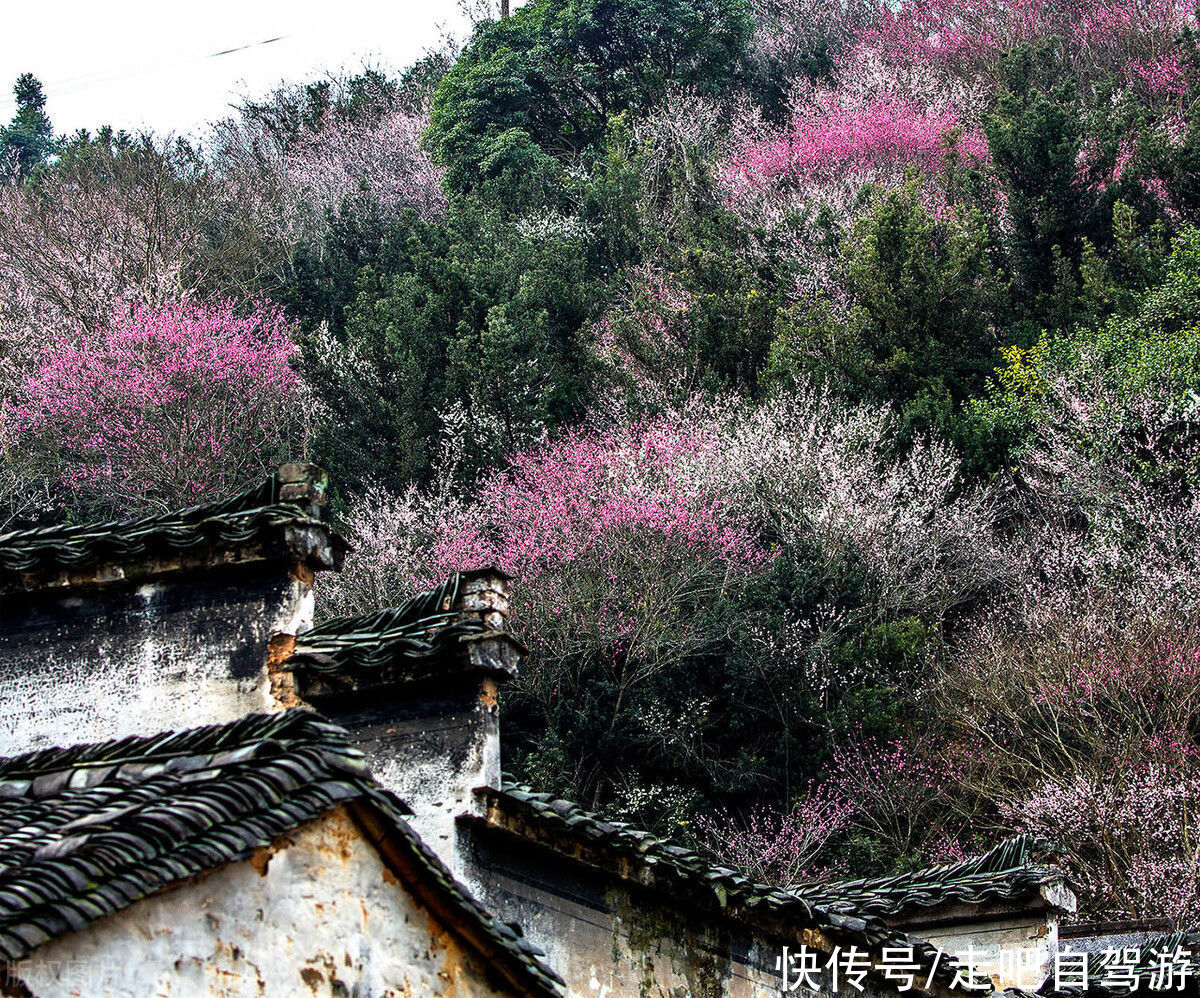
left=983, top=47, right=1092, bottom=321
left=1146, top=22, right=1200, bottom=226
left=3, top=73, right=53, bottom=175
left=983, top=43, right=1148, bottom=328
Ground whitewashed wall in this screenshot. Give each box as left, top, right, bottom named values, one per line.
left=6, top=806, right=523, bottom=998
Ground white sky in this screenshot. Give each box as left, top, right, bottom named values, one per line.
left=0, top=0, right=477, bottom=143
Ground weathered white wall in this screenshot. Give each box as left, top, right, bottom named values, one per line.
left=8, top=806, right=523, bottom=998
left=0, top=567, right=311, bottom=753
left=470, top=862, right=781, bottom=998
left=911, top=913, right=1060, bottom=990
left=460, top=833, right=897, bottom=998
left=317, top=679, right=501, bottom=882
left=893, top=886, right=1074, bottom=991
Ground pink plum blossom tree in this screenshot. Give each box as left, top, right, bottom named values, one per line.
left=0, top=138, right=213, bottom=401
left=694, top=789, right=854, bottom=886
left=8, top=299, right=306, bottom=517
left=844, top=0, right=1193, bottom=101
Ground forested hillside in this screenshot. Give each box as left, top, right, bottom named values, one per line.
left=2, top=0, right=1199, bottom=926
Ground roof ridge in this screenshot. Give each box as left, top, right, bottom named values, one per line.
left=785, top=834, right=1070, bottom=922
left=484, top=783, right=990, bottom=994
left=496, top=782, right=799, bottom=895
left=828, top=834, right=1064, bottom=892
left=299, top=573, right=466, bottom=643
left=290, top=571, right=523, bottom=690
left=0, top=476, right=281, bottom=549
left=0, top=465, right=342, bottom=583
left=0, top=709, right=354, bottom=780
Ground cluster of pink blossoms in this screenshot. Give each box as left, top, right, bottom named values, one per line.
left=1032, top=637, right=1200, bottom=740
left=421, top=423, right=769, bottom=585
left=10, top=299, right=304, bottom=513
left=721, top=92, right=987, bottom=218
left=856, top=0, right=1192, bottom=96
left=346, top=421, right=772, bottom=666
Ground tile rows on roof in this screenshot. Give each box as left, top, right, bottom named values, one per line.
left=484, top=784, right=987, bottom=994
left=0, top=710, right=363, bottom=961
left=0, top=466, right=339, bottom=578
left=291, top=572, right=479, bottom=674
left=794, top=835, right=1068, bottom=920
left=290, top=570, right=524, bottom=691
left=0, top=710, right=562, bottom=995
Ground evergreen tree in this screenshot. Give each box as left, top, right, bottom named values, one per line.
left=983, top=44, right=1149, bottom=326
left=427, top=0, right=752, bottom=190
left=3, top=74, right=53, bottom=175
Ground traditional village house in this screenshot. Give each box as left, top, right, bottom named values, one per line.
left=796, top=839, right=1078, bottom=990
left=0, top=710, right=563, bottom=997
left=281, top=579, right=1074, bottom=997
left=0, top=464, right=1091, bottom=997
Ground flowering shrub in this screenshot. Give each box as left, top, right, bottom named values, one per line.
left=846, top=0, right=1193, bottom=99
left=719, top=90, right=987, bottom=248
left=822, top=735, right=964, bottom=857
left=695, top=789, right=853, bottom=886
left=701, top=733, right=971, bottom=880
left=724, top=92, right=985, bottom=198
left=694, top=387, right=1007, bottom=625
left=9, top=300, right=305, bottom=516
left=279, top=108, right=447, bottom=237
left=327, top=420, right=767, bottom=650
left=936, top=604, right=1200, bottom=920
left=211, top=84, right=446, bottom=282
left=1012, top=756, right=1200, bottom=924
left=748, top=0, right=881, bottom=77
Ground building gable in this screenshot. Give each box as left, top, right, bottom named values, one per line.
left=0, top=709, right=562, bottom=997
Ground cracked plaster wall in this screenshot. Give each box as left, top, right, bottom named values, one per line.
left=5, top=806, right=522, bottom=998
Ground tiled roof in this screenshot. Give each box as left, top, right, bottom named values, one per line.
left=0, top=711, right=562, bottom=996
left=480, top=785, right=988, bottom=996
left=794, top=835, right=1071, bottom=920
left=290, top=570, right=525, bottom=694
left=0, top=465, right=344, bottom=585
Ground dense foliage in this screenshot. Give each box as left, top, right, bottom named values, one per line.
left=4, top=0, right=1200, bottom=925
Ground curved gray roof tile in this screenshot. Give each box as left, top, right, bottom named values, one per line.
left=0, top=710, right=562, bottom=996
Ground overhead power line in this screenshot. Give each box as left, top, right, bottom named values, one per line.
left=0, top=29, right=308, bottom=116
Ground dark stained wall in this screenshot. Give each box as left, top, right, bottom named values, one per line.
left=461, top=828, right=906, bottom=998
left=0, top=563, right=310, bottom=753
left=311, top=675, right=502, bottom=882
